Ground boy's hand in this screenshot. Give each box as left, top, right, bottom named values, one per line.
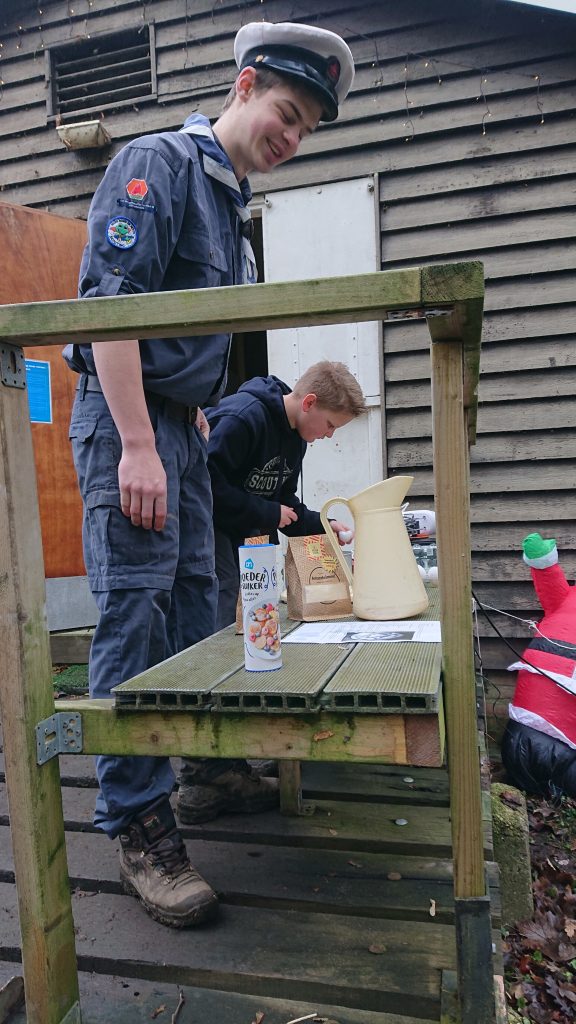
left=279, top=505, right=298, bottom=528
left=119, top=443, right=167, bottom=531
left=330, top=520, right=353, bottom=546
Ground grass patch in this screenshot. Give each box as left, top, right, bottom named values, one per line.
left=52, top=664, right=89, bottom=695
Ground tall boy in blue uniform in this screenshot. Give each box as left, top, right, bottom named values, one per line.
left=64, top=21, right=355, bottom=928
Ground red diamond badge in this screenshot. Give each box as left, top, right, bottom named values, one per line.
left=126, top=178, right=148, bottom=201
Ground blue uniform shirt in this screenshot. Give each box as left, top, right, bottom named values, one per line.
left=64, top=116, right=254, bottom=407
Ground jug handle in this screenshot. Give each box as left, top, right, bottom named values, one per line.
left=319, top=497, right=353, bottom=588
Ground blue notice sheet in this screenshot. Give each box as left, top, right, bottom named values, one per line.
left=25, top=359, right=52, bottom=424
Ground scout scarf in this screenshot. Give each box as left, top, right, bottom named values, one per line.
left=179, top=114, right=256, bottom=284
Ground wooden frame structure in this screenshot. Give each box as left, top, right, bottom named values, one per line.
left=0, top=261, right=492, bottom=1023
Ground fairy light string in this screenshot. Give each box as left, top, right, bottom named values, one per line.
left=0, top=0, right=550, bottom=132
left=479, top=70, right=492, bottom=135
left=403, top=57, right=415, bottom=142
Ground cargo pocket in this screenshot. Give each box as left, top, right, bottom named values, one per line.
left=69, top=416, right=97, bottom=444
left=69, top=414, right=119, bottom=496
left=85, top=490, right=153, bottom=574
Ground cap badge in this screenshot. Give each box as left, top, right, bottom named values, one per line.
left=326, top=57, right=341, bottom=84
left=255, top=54, right=264, bottom=62
left=126, top=178, right=148, bottom=201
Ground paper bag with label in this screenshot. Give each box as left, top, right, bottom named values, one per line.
left=286, top=534, right=353, bottom=621
left=235, top=535, right=270, bottom=633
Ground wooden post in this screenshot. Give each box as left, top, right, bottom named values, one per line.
left=428, top=293, right=497, bottom=1020
left=431, top=339, right=485, bottom=899
left=278, top=760, right=303, bottom=815
left=0, top=354, right=80, bottom=1023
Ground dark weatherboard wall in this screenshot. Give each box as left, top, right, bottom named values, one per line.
left=1, top=0, right=576, bottom=729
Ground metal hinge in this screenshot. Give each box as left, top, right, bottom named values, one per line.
left=0, top=344, right=26, bottom=388
left=36, top=712, right=83, bottom=765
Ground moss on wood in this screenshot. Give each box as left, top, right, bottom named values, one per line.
left=491, top=783, right=533, bottom=928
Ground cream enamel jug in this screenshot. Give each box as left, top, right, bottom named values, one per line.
left=320, top=476, right=429, bottom=620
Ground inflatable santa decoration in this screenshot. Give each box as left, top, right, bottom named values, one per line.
left=501, top=532, right=576, bottom=797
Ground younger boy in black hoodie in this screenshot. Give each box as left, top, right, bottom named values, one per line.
left=175, top=361, right=367, bottom=826
left=207, top=359, right=368, bottom=629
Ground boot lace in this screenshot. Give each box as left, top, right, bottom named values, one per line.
left=145, top=832, right=193, bottom=882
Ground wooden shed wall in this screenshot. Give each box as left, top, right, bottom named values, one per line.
left=1, top=0, right=576, bottom=735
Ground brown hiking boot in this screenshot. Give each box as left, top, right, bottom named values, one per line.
left=119, top=797, right=218, bottom=927
left=176, top=766, right=279, bottom=825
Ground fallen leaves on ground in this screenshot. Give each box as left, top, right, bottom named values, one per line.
left=503, top=793, right=576, bottom=1023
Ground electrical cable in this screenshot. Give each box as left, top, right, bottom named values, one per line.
left=471, top=589, right=573, bottom=700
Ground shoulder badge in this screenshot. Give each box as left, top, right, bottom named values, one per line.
left=106, top=216, right=138, bottom=250
left=126, top=178, right=148, bottom=201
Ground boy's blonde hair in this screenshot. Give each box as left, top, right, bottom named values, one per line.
left=292, top=361, right=367, bottom=417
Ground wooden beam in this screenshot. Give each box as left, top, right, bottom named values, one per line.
left=50, top=628, right=92, bottom=665
left=0, top=377, right=79, bottom=1023
left=52, top=698, right=449, bottom=767
left=0, top=269, right=424, bottom=347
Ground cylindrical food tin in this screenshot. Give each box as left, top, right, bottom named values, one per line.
left=238, top=543, right=282, bottom=672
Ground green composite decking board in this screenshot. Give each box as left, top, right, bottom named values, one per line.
left=321, top=642, right=442, bottom=712
left=112, top=616, right=300, bottom=708
left=113, top=588, right=442, bottom=713
left=210, top=642, right=355, bottom=711
left=112, top=626, right=258, bottom=708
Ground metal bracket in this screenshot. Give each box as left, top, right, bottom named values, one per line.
left=0, top=344, right=26, bottom=388
left=59, top=1002, right=82, bottom=1024
left=36, top=712, right=83, bottom=765
left=384, top=306, right=454, bottom=322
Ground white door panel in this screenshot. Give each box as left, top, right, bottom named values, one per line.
left=262, top=178, right=382, bottom=506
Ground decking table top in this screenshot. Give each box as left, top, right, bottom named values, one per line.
left=112, top=588, right=442, bottom=715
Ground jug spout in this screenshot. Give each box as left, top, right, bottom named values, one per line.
left=348, top=475, right=414, bottom=514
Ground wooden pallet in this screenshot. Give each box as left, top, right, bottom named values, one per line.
left=0, top=754, right=501, bottom=1023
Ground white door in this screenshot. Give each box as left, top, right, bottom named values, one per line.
left=262, top=177, right=382, bottom=516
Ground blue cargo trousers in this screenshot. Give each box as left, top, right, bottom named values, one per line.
left=70, top=384, right=218, bottom=837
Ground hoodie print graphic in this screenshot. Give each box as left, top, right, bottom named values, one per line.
left=244, top=456, right=294, bottom=495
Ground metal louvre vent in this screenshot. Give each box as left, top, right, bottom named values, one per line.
left=48, top=25, right=156, bottom=119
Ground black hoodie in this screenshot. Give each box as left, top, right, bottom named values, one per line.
left=206, top=375, right=323, bottom=543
